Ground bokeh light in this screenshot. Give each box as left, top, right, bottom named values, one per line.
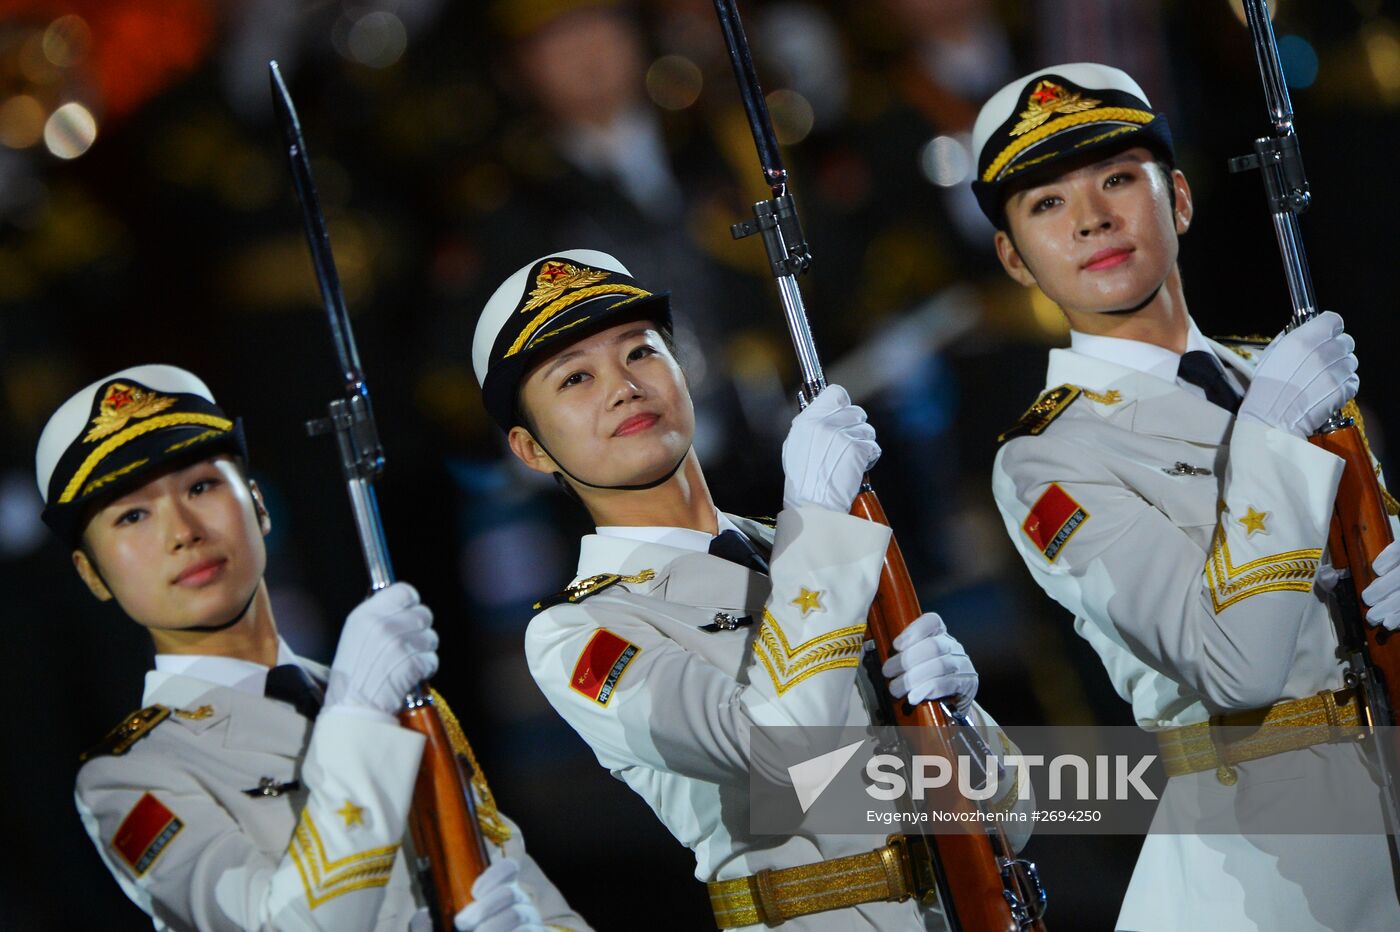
left=645, top=55, right=703, bottom=111
left=18, top=30, right=60, bottom=85
left=1277, top=34, right=1319, bottom=88
left=919, top=134, right=973, bottom=188
left=0, top=96, right=48, bottom=150
left=43, top=102, right=97, bottom=159
left=43, top=15, right=92, bottom=68
left=346, top=11, right=408, bottom=69
left=1362, top=20, right=1400, bottom=104
left=767, top=89, right=815, bottom=145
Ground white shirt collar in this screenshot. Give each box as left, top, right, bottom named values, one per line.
left=595, top=509, right=743, bottom=554
left=1069, top=315, right=1238, bottom=396
left=153, top=637, right=301, bottom=697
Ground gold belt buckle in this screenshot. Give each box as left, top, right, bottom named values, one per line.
left=887, top=834, right=940, bottom=907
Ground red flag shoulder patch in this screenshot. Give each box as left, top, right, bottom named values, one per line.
left=1023, top=483, right=1089, bottom=562
left=570, top=629, right=640, bottom=707
left=113, top=792, right=183, bottom=875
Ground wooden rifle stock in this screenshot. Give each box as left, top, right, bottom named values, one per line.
left=851, top=488, right=1045, bottom=932
left=1312, top=419, right=1399, bottom=715
left=399, top=701, right=492, bottom=929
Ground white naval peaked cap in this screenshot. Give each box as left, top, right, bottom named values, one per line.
left=971, top=63, right=1154, bottom=170
left=970, top=62, right=1173, bottom=225
left=472, top=248, right=671, bottom=431
left=35, top=364, right=245, bottom=544
left=472, top=248, right=636, bottom=386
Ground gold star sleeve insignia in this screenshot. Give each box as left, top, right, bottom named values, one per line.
left=336, top=800, right=365, bottom=828
left=791, top=588, right=824, bottom=616
left=1238, top=506, right=1269, bottom=537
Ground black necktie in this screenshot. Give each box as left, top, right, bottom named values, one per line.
left=264, top=665, right=324, bottom=721
left=708, top=529, right=770, bottom=575
left=1177, top=351, right=1242, bottom=414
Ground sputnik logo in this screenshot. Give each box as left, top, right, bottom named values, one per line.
left=787, top=739, right=866, bottom=813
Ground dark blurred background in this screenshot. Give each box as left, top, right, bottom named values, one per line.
left=0, top=0, right=1395, bottom=929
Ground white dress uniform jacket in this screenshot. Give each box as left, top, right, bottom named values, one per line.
left=75, top=645, right=588, bottom=932
left=527, top=505, right=1021, bottom=931
left=991, top=327, right=1399, bottom=931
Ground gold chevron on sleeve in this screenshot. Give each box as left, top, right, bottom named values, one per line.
left=288, top=810, right=399, bottom=909
left=1203, top=525, right=1321, bottom=613
left=753, top=610, right=866, bottom=695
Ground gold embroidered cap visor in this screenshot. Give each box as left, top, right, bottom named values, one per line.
left=970, top=63, right=1175, bottom=228
left=474, top=250, right=672, bottom=432
left=36, top=370, right=246, bottom=547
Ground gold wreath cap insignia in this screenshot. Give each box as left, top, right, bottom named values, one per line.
left=83, top=383, right=179, bottom=443
left=519, top=261, right=611, bottom=314
left=1010, top=80, right=1102, bottom=137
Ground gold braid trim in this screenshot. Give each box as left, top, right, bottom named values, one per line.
left=288, top=811, right=398, bottom=909
left=1080, top=388, right=1122, bottom=405
left=753, top=612, right=866, bottom=696
left=504, top=284, right=652, bottom=358
left=1203, top=524, right=1321, bottom=613
left=428, top=688, right=513, bottom=846
left=1342, top=400, right=1400, bottom=517
left=80, top=458, right=150, bottom=498
left=981, top=107, right=1156, bottom=182
left=58, top=413, right=233, bottom=503
left=165, top=428, right=223, bottom=453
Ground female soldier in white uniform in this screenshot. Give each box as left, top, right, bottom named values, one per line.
left=976, top=63, right=1400, bottom=930
left=37, top=365, right=587, bottom=932
left=472, top=249, right=1026, bottom=929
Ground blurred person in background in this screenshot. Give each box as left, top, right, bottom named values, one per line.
left=36, top=364, right=589, bottom=932
left=980, top=63, right=1400, bottom=931
left=471, top=248, right=1031, bottom=930
left=481, top=0, right=785, bottom=506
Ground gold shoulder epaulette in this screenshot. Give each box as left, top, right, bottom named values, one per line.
left=1212, top=334, right=1272, bottom=360
left=744, top=515, right=777, bottom=528
left=998, top=384, right=1081, bottom=443
left=533, top=569, right=655, bottom=611
left=80, top=705, right=171, bottom=763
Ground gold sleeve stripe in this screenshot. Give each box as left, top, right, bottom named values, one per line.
left=1203, top=526, right=1321, bottom=613
left=753, top=611, right=866, bottom=696
left=981, top=107, right=1156, bottom=182
left=58, top=413, right=233, bottom=503
left=288, top=811, right=399, bottom=909
left=504, top=284, right=652, bottom=358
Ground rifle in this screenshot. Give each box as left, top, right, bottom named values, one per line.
left=1231, top=0, right=1400, bottom=859
left=710, top=3, right=1046, bottom=928
left=268, top=61, right=491, bottom=930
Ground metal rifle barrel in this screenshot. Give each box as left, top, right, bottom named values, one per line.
left=268, top=61, right=491, bottom=927
left=712, top=0, right=786, bottom=194
left=1238, top=0, right=1317, bottom=328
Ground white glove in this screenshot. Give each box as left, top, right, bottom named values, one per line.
left=1314, top=560, right=1341, bottom=597
left=781, top=384, right=881, bottom=513
left=1236, top=311, right=1358, bottom=438
left=323, top=582, right=438, bottom=716
left=880, top=612, right=979, bottom=712
left=454, top=858, right=547, bottom=932
left=1362, top=540, right=1400, bottom=631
